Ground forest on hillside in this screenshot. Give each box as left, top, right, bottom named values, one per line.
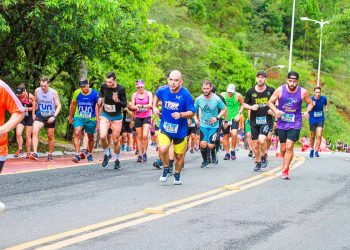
left=1, top=0, right=349, bottom=143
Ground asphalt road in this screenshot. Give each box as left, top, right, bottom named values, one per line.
left=1, top=150, right=349, bottom=250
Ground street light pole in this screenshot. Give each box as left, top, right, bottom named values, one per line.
left=288, top=0, right=296, bottom=72
left=300, top=17, right=330, bottom=87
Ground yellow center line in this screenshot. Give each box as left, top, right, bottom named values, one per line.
left=5, top=156, right=305, bottom=250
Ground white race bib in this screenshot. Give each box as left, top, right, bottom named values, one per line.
left=80, top=111, right=92, bottom=119
left=227, top=120, right=232, bottom=126
left=40, top=111, right=52, bottom=117
left=138, top=107, right=147, bottom=112
left=163, top=122, right=179, bottom=133
left=281, top=113, right=295, bottom=123
left=256, top=116, right=267, bottom=125
left=125, top=117, right=131, bottom=123
left=314, top=111, right=323, bottom=118
left=104, top=104, right=116, bottom=113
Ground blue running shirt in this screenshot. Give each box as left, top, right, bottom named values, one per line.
left=308, top=95, right=327, bottom=124
left=72, top=88, right=99, bottom=120
left=195, top=94, right=226, bottom=128
left=156, top=85, right=195, bottom=139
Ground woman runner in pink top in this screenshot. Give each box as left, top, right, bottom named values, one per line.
left=131, top=80, right=153, bottom=162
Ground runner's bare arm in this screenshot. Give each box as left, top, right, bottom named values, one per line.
left=53, top=90, right=62, bottom=117
left=130, top=93, right=138, bottom=110
left=268, top=87, right=283, bottom=118
left=152, top=95, right=160, bottom=116
left=302, top=89, right=314, bottom=118
left=32, top=89, right=38, bottom=118
left=68, top=101, right=77, bottom=124
left=146, top=91, right=153, bottom=108
left=0, top=112, right=24, bottom=136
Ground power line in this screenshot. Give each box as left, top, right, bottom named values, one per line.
left=312, top=69, right=350, bottom=79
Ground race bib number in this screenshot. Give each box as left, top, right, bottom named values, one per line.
left=189, top=123, right=196, bottom=128
left=138, top=107, right=147, bottom=112
left=256, top=116, right=267, bottom=125
left=314, top=111, right=323, bottom=118
left=163, top=121, right=179, bottom=133
left=104, top=104, right=116, bottom=113
left=227, top=120, right=232, bottom=126
left=281, top=113, right=295, bottom=123
left=80, top=111, right=92, bottom=119
left=125, top=117, right=131, bottom=123
left=40, top=111, right=52, bottom=117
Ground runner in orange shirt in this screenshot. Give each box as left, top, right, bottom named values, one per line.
left=0, top=80, right=25, bottom=173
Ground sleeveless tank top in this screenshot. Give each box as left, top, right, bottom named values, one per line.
left=224, top=92, right=239, bottom=120
left=135, top=91, right=151, bottom=118
left=277, top=85, right=303, bottom=130
left=20, top=93, right=33, bottom=117
left=36, top=88, right=56, bottom=117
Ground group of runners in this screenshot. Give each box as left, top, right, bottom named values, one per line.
left=0, top=69, right=330, bottom=184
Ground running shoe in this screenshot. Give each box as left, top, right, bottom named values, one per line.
left=126, top=146, right=131, bottom=152
left=281, top=170, right=290, bottom=179
left=248, top=150, right=253, bottom=157
left=26, top=152, right=31, bottom=158
left=230, top=150, right=236, bottom=160
left=315, top=151, right=320, bottom=157
left=153, top=159, right=162, bottom=169
left=159, top=168, right=171, bottom=182
left=201, top=161, right=209, bottom=168
left=29, top=152, right=39, bottom=160
left=143, top=153, right=147, bottom=162
left=137, top=155, right=143, bottom=162
left=102, top=154, right=112, bottom=167
left=121, top=143, right=125, bottom=151
left=87, top=154, right=94, bottom=162
left=47, top=154, right=54, bottom=161
left=254, top=162, right=262, bottom=171
left=309, top=149, right=314, bottom=158
left=114, top=159, right=121, bottom=169
left=223, top=153, right=230, bottom=160
left=135, top=149, right=139, bottom=155
left=72, top=154, right=81, bottom=163
left=13, top=149, right=23, bottom=158
left=80, top=149, right=88, bottom=160
left=173, top=173, right=182, bottom=185
left=261, top=154, right=268, bottom=168
left=190, top=149, right=194, bottom=154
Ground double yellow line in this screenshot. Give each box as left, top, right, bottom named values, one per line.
left=5, top=156, right=305, bottom=250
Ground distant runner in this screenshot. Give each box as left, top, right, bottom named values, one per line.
left=68, top=78, right=99, bottom=163
left=153, top=70, right=195, bottom=185
left=130, top=80, right=153, bottom=163
left=195, top=80, right=227, bottom=168
left=308, top=86, right=329, bottom=158
left=221, top=83, right=244, bottom=160
left=14, top=84, right=34, bottom=158
left=268, top=71, right=314, bottom=179
left=30, top=76, right=62, bottom=161
left=98, top=72, right=127, bottom=169
left=243, top=71, right=275, bottom=171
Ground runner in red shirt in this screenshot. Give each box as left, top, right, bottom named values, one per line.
left=0, top=80, right=25, bottom=173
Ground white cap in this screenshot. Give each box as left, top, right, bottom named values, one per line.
left=227, top=84, right=236, bottom=93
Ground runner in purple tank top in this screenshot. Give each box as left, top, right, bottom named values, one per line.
left=268, top=71, right=314, bottom=179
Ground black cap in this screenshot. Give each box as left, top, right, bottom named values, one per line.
left=287, top=71, right=299, bottom=80
left=79, top=79, right=88, bottom=86
left=256, top=70, right=267, bottom=78
left=15, top=88, right=25, bottom=95
left=211, top=86, right=217, bottom=93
